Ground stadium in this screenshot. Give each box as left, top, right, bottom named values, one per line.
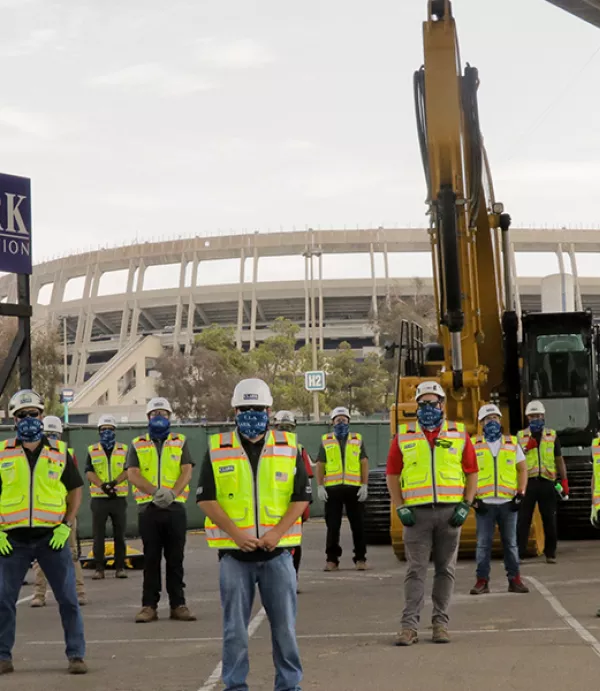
left=1, top=226, right=598, bottom=422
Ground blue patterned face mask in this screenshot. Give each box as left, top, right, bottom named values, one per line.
left=417, top=404, right=443, bottom=430
left=236, top=410, right=269, bottom=439
left=17, top=417, right=43, bottom=442
left=46, top=432, right=59, bottom=441
left=333, top=422, right=349, bottom=439
left=148, top=415, right=171, bottom=441
left=100, top=429, right=116, bottom=450
left=529, top=418, right=545, bottom=434
left=483, top=420, right=502, bottom=442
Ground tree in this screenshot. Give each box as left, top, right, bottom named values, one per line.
left=374, top=278, right=438, bottom=346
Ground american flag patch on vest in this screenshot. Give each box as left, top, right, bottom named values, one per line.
left=275, top=471, right=288, bottom=482
left=48, top=471, right=59, bottom=481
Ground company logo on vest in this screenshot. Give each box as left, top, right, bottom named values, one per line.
left=0, top=173, right=32, bottom=275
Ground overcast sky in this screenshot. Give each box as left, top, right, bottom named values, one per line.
left=1, top=0, right=600, bottom=284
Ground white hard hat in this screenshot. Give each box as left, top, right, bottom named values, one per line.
left=274, top=410, right=296, bottom=425
left=525, top=400, right=545, bottom=416
left=8, top=389, right=44, bottom=417
left=330, top=406, right=350, bottom=421
left=231, top=378, right=273, bottom=408
left=146, top=397, right=173, bottom=416
left=478, top=403, right=502, bottom=422
left=415, top=381, right=445, bottom=401
left=43, top=415, right=63, bottom=434
left=98, top=414, right=117, bottom=429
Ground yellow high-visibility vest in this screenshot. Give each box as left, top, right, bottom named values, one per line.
left=592, top=439, right=600, bottom=509
left=517, top=428, right=557, bottom=481
left=131, top=434, right=188, bottom=504
left=397, top=420, right=466, bottom=506
left=204, top=429, right=301, bottom=549
left=322, top=433, right=362, bottom=487
left=87, top=442, right=129, bottom=498
left=472, top=435, right=518, bottom=500
left=0, top=438, right=67, bottom=529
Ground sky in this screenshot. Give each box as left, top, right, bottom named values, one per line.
left=1, top=0, right=600, bottom=289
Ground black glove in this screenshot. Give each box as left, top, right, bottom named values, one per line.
left=510, top=493, right=524, bottom=512
left=473, top=499, right=488, bottom=515
left=101, top=482, right=117, bottom=497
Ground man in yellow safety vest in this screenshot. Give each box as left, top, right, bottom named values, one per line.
left=197, top=378, right=311, bottom=691
left=126, top=397, right=196, bottom=623
left=590, top=436, right=600, bottom=615
left=470, top=404, right=529, bottom=595
left=30, top=415, right=87, bottom=608
left=386, top=381, right=478, bottom=646
left=315, top=406, right=369, bottom=571
left=85, top=414, right=129, bottom=580
left=516, top=400, right=568, bottom=564
left=0, top=389, right=87, bottom=675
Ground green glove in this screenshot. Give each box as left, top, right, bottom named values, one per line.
left=49, top=523, right=71, bottom=550
left=397, top=506, right=416, bottom=527
left=449, top=501, right=471, bottom=527
left=0, top=530, right=13, bottom=557
left=591, top=507, right=600, bottom=529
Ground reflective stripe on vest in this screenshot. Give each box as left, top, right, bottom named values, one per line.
left=0, top=438, right=67, bottom=529
left=322, top=432, right=362, bottom=487
left=517, top=428, right=557, bottom=481
left=132, top=434, right=188, bottom=504
left=204, top=429, right=301, bottom=549
left=88, top=442, right=129, bottom=497
left=397, top=420, right=466, bottom=505
left=472, top=435, right=518, bottom=500
left=592, top=439, right=600, bottom=508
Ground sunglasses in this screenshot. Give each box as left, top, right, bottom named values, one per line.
left=238, top=406, right=267, bottom=413
left=417, top=401, right=441, bottom=409
left=16, top=410, right=40, bottom=419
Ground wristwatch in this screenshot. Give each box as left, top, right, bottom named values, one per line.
left=62, top=519, right=73, bottom=528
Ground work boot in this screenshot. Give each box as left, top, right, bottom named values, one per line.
left=115, top=568, right=128, bottom=579
left=470, top=578, right=490, bottom=595
left=78, top=594, right=88, bottom=606
left=432, top=624, right=450, bottom=643
left=30, top=596, right=46, bottom=608
left=546, top=556, right=557, bottom=564
left=324, top=561, right=339, bottom=572
left=68, top=658, right=88, bottom=674
left=170, top=605, right=197, bottom=621
left=135, top=606, right=158, bottom=623
left=355, top=560, right=368, bottom=571
left=0, top=660, right=14, bottom=674
left=394, top=629, right=418, bottom=646
left=92, top=570, right=105, bottom=580
left=508, top=576, right=530, bottom=593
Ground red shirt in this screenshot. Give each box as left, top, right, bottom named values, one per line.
left=386, top=427, right=478, bottom=476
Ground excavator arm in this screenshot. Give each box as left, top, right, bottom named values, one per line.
left=545, top=0, right=600, bottom=28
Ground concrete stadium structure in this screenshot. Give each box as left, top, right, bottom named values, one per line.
left=1, top=227, right=599, bottom=422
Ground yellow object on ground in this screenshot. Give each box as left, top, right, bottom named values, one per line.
left=80, top=542, right=144, bottom=570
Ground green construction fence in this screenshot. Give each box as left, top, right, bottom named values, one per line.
left=0, top=422, right=393, bottom=539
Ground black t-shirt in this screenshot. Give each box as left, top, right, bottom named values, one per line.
left=125, top=437, right=194, bottom=512
left=0, top=437, right=83, bottom=542
left=196, top=434, right=312, bottom=562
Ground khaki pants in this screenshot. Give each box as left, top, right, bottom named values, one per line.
left=33, top=518, right=86, bottom=600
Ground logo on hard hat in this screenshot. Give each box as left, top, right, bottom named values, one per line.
left=243, top=393, right=259, bottom=400
left=21, top=394, right=31, bottom=403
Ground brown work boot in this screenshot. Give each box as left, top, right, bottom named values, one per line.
left=508, top=575, right=530, bottom=593
left=0, top=660, right=14, bottom=674
left=135, top=606, right=158, bottom=623
left=30, top=596, right=46, bottom=608
left=115, top=568, right=128, bottom=579
left=470, top=578, right=490, bottom=595
left=92, top=570, right=105, bottom=580
left=394, top=628, right=418, bottom=646
left=170, top=605, right=197, bottom=621
left=324, top=561, right=339, bottom=572
left=432, top=624, right=450, bottom=643
left=68, top=658, right=88, bottom=674
left=355, top=561, right=368, bottom=571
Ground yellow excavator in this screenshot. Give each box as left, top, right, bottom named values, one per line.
left=388, top=0, right=600, bottom=559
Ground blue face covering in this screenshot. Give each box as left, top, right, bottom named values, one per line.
left=529, top=418, right=545, bottom=434
left=46, top=432, right=59, bottom=441
left=417, top=404, right=443, bottom=430
left=333, top=422, right=349, bottom=439
left=483, top=420, right=502, bottom=442
left=17, top=417, right=43, bottom=442
left=236, top=410, right=269, bottom=440
left=100, top=429, right=116, bottom=450
left=148, top=415, right=171, bottom=441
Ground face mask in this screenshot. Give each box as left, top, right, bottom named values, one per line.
left=417, top=404, right=443, bottom=430
left=333, top=422, right=349, bottom=439
left=100, top=429, right=116, bottom=450
left=529, top=418, right=545, bottom=434
left=46, top=432, right=59, bottom=441
left=483, top=420, right=502, bottom=442
left=16, top=417, right=43, bottom=443
left=148, top=415, right=171, bottom=441
left=236, top=410, right=269, bottom=440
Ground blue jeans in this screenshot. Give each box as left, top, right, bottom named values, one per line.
left=0, top=533, right=86, bottom=661
left=219, top=550, right=302, bottom=691
left=475, top=502, right=520, bottom=580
